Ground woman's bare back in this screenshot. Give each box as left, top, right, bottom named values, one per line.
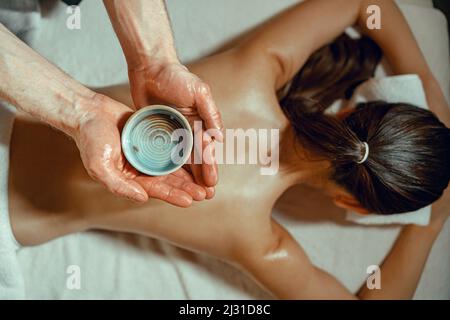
left=8, top=50, right=291, bottom=260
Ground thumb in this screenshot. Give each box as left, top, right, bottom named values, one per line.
left=101, top=168, right=149, bottom=203
left=129, top=72, right=151, bottom=109
left=195, top=83, right=224, bottom=141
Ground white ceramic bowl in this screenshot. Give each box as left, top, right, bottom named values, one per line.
left=121, top=105, right=193, bottom=176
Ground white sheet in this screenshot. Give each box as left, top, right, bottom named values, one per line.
left=14, top=0, right=450, bottom=299
left=0, top=103, right=24, bottom=299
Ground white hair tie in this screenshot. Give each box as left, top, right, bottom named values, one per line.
left=357, top=142, right=370, bottom=164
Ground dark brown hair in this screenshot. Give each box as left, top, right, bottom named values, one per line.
left=280, top=34, right=450, bottom=215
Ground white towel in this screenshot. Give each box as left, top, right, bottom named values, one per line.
left=0, top=102, right=25, bottom=299
left=0, top=3, right=40, bottom=299
left=345, top=74, right=431, bottom=226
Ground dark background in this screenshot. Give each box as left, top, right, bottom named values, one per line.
left=433, top=0, right=450, bottom=36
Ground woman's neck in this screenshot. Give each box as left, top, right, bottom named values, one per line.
left=279, top=127, right=331, bottom=189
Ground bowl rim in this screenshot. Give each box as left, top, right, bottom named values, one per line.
left=121, top=105, right=194, bottom=176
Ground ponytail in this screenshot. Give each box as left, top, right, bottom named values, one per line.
left=280, top=33, right=382, bottom=165
left=280, top=33, right=450, bottom=214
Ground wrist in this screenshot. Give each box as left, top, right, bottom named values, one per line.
left=104, top=0, right=179, bottom=72
left=422, top=75, right=450, bottom=126
left=125, top=46, right=180, bottom=73
left=428, top=216, right=446, bottom=234
left=51, top=88, right=98, bottom=138
left=409, top=218, right=445, bottom=240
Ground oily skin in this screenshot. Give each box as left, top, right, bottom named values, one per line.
left=0, top=0, right=223, bottom=205
left=8, top=51, right=297, bottom=255
left=10, top=49, right=447, bottom=298
left=104, top=0, right=224, bottom=188
left=75, top=98, right=207, bottom=207
left=9, top=0, right=450, bottom=299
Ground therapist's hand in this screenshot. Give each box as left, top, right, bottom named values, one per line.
left=0, top=16, right=210, bottom=206
left=74, top=94, right=207, bottom=206
left=104, top=0, right=223, bottom=192
left=128, top=61, right=223, bottom=191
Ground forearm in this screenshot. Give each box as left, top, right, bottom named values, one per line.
left=358, top=0, right=450, bottom=126
left=240, top=219, right=443, bottom=300
left=103, top=0, right=178, bottom=70
left=237, top=221, right=355, bottom=300
left=421, top=75, right=450, bottom=127
left=358, top=221, right=444, bottom=299
left=0, top=24, right=95, bottom=137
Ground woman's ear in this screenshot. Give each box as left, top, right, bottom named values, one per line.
left=333, top=195, right=371, bottom=215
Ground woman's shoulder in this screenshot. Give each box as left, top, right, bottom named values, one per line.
left=188, top=49, right=278, bottom=100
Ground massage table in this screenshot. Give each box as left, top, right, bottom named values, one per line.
left=14, top=0, right=450, bottom=299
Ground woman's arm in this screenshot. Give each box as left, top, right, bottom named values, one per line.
left=358, top=192, right=450, bottom=299
left=235, top=0, right=449, bottom=125
left=236, top=0, right=363, bottom=89
left=236, top=216, right=446, bottom=299
left=357, top=1, right=450, bottom=127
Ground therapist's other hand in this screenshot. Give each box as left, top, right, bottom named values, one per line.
left=128, top=61, right=223, bottom=189
left=74, top=94, right=206, bottom=206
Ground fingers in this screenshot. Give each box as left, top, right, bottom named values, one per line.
left=135, top=175, right=199, bottom=208
left=191, top=163, right=215, bottom=200
left=195, top=82, right=224, bottom=142
left=86, top=151, right=211, bottom=206
left=164, top=172, right=206, bottom=201
left=149, top=184, right=192, bottom=207
left=190, top=125, right=219, bottom=187
left=193, top=83, right=221, bottom=187
left=115, top=178, right=149, bottom=203
left=201, top=135, right=218, bottom=187
left=89, top=164, right=149, bottom=203
left=171, top=168, right=195, bottom=182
